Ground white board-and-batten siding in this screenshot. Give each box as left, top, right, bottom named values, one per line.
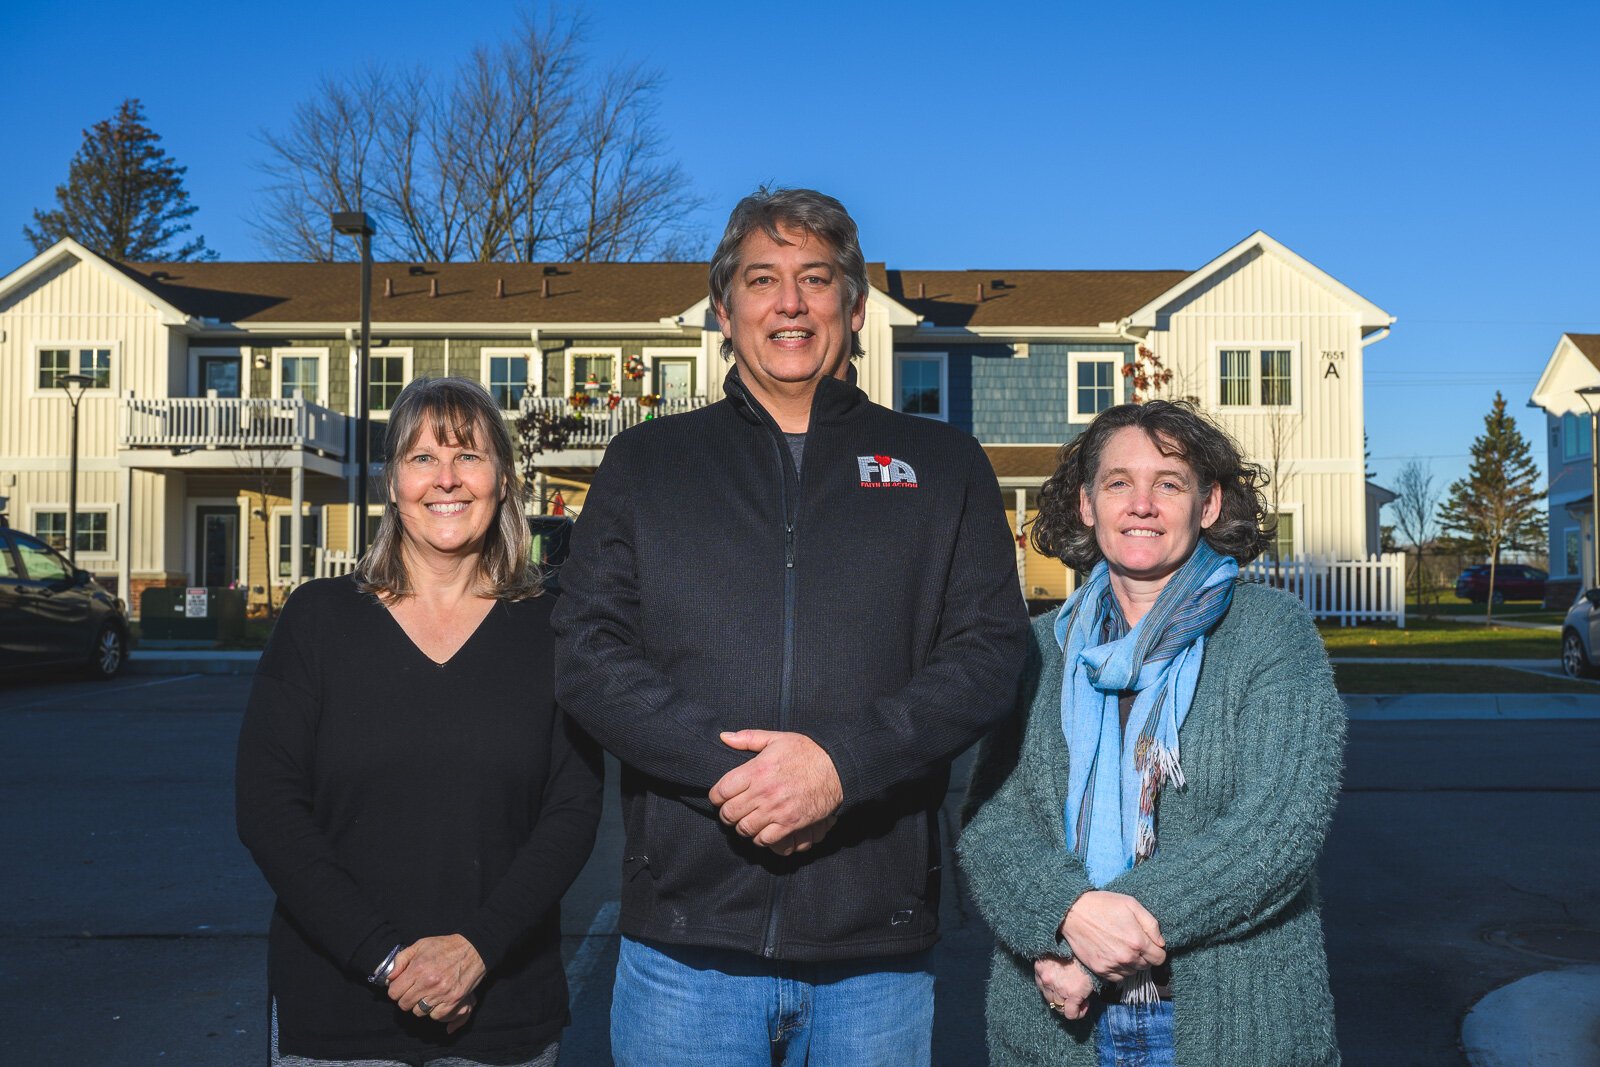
left=1144, top=246, right=1371, bottom=559
left=0, top=255, right=178, bottom=574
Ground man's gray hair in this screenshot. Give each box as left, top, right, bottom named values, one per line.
left=707, top=187, right=870, bottom=360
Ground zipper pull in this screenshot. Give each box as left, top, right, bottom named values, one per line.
left=785, top=523, right=795, bottom=569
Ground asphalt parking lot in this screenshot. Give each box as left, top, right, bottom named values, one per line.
left=2, top=672, right=1597, bottom=1065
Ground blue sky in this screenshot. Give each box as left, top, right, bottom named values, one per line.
left=3, top=0, right=1596, bottom=500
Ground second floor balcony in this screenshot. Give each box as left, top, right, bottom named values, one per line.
left=118, top=394, right=346, bottom=469
left=518, top=394, right=712, bottom=462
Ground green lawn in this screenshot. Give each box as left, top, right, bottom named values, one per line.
left=1334, top=662, right=1598, bottom=694
left=1320, top=619, right=1559, bottom=660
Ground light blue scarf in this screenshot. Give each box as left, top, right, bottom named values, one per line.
left=1056, top=542, right=1238, bottom=999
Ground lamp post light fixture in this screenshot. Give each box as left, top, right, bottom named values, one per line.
left=332, top=211, right=376, bottom=559
left=57, top=372, right=96, bottom=567
left=1577, top=385, right=1600, bottom=589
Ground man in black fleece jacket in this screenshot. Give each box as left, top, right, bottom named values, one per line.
left=552, top=188, right=1028, bottom=1066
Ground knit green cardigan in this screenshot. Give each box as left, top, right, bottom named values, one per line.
left=957, top=582, right=1345, bottom=1067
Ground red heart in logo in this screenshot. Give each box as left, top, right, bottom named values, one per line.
left=874, top=455, right=892, bottom=466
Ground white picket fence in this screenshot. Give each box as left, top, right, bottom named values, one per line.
left=315, top=549, right=358, bottom=579
left=1239, top=553, right=1407, bottom=628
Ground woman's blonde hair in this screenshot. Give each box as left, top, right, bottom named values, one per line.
left=357, top=376, right=540, bottom=600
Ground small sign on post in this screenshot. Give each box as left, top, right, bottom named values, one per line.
left=185, top=587, right=209, bottom=619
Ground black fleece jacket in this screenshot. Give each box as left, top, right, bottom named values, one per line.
left=552, top=367, right=1028, bottom=961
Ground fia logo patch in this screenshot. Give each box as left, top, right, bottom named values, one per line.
left=857, top=454, right=918, bottom=488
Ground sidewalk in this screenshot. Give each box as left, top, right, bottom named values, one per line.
left=125, top=649, right=260, bottom=676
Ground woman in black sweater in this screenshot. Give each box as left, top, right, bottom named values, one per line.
left=236, top=377, right=602, bottom=1066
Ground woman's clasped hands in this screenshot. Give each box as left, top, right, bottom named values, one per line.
left=1059, top=890, right=1166, bottom=980
left=386, top=934, right=487, bottom=1035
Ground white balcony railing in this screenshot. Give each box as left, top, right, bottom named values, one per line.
left=119, top=394, right=346, bottom=456
left=518, top=395, right=710, bottom=448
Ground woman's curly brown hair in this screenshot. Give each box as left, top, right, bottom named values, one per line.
left=1031, top=400, right=1274, bottom=573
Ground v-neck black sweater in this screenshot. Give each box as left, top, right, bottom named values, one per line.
left=236, top=576, right=602, bottom=1064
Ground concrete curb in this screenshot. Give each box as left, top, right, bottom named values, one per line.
left=1461, top=964, right=1600, bottom=1065
left=1343, top=694, right=1600, bottom=720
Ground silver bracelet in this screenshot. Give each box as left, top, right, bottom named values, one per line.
left=367, top=944, right=402, bottom=988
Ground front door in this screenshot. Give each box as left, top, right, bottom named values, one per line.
left=199, top=356, right=241, bottom=398
left=655, top=359, right=694, bottom=402
left=195, top=506, right=239, bottom=588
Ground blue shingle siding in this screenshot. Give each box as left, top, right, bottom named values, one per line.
left=899, top=342, right=1132, bottom=444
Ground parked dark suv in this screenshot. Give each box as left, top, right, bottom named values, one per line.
left=0, top=527, right=129, bottom=678
left=1454, top=564, right=1547, bottom=605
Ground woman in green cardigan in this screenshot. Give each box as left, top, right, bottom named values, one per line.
left=959, top=401, right=1345, bottom=1066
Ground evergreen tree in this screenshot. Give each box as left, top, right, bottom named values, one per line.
left=1438, top=391, right=1546, bottom=619
left=24, top=98, right=213, bottom=261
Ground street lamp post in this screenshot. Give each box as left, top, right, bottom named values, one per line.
left=58, top=372, right=96, bottom=567
left=1577, top=385, right=1600, bottom=589
left=333, top=212, right=376, bottom=559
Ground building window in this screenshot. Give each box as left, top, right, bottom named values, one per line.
left=275, top=511, right=322, bottom=579
left=895, top=353, right=947, bottom=420
left=570, top=352, right=616, bottom=393
left=1260, top=349, right=1293, bottom=406
left=488, top=354, right=530, bottom=410
left=1567, top=529, right=1583, bottom=576
left=34, top=511, right=109, bottom=554
left=1068, top=353, right=1121, bottom=423
left=1265, top=511, right=1296, bottom=562
left=38, top=346, right=112, bottom=390
left=1564, top=413, right=1593, bottom=461
left=369, top=353, right=406, bottom=412
left=276, top=353, right=324, bottom=404
left=1218, top=347, right=1295, bottom=408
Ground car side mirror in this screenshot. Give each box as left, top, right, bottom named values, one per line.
left=74, top=568, right=94, bottom=586
left=1585, top=589, right=1600, bottom=609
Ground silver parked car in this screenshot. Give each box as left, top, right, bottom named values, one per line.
left=1561, top=589, right=1600, bottom=678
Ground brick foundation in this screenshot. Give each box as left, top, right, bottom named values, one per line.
left=128, top=574, right=188, bottom=619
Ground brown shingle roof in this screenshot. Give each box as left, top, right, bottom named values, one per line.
left=111, top=261, right=714, bottom=324
left=983, top=445, right=1063, bottom=480
left=887, top=270, right=1189, bottom=328
left=106, top=260, right=898, bottom=326
left=1569, top=333, right=1600, bottom=369
left=103, top=258, right=1187, bottom=330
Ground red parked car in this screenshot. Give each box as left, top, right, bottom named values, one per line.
left=1453, top=564, right=1547, bottom=605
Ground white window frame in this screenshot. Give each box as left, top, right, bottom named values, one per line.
left=1210, top=342, right=1302, bottom=414
left=565, top=347, right=622, bottom=397
left=643, top=346, right=701, bottom=401
left=365, top=347, right=414, bottom=420
left=271, top=348, right=330, bottom=406
left=481, top=347, right=545, bottom=412
left=30, top=342, right=119, bottom=398
left=189, top=346, right=247, bottom=399
left=270, top=504, right=324, bottom=586
left=1067, top=352, right=1122, bottom=424
left=1267, top=502, right=1303, bottom=562
left=1563, top=412, right=1593, bottom=462
left=893, top=351, right=949, bottom=422
left=25, top=503, right=117, bottom=562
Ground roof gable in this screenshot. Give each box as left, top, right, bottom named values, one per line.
left=1126, top=231, right=1394, bottom=330
left=0, top=238, right=193, bottom=324
left=1531, top=333, right=1600, bottom=416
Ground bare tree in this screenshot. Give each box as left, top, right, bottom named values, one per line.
left=1261, top=407, right=1302, bottom=582
left=234, top=447, right=290, bottom=618
left=1391, top=459, right=1442, bottom=610
left=252, top=5, right=703, bottom=263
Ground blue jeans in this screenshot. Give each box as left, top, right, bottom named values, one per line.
left=610, top=936, right=934, bottom=1067
left=1094, top=1000, right=1176, bottom=1067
